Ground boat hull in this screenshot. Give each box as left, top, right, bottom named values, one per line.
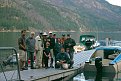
left=84, top=61, right=121, bottom=73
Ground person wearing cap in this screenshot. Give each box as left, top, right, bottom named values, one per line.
left=42, top=32, right=48, bottom=67
left=52, top=33, right=57, bottom=58
left=35, top=31, right=43, bottom=68
left=26, top=32, right=36, bottom=69
left=61, top=34, right=66, bottom=45
left=64, top=34, right=76, bottom=61
left=53, top=33, right=57, bottom=43
left=47, top=31, right=55, bottom=68
left=42, top=32, right=48, bottom=48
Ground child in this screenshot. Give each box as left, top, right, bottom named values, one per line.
left=43, top=42, right=51, bottom=69
left=66, top=48, right=70, bottom=59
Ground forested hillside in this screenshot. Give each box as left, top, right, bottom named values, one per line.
left=0, top=0, right=121, bottom=32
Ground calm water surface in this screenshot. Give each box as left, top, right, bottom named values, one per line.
left=72, top=72, right=121, bottom=81
left=1, top=32, right=121, bottom=80
left=0, top=31, right=80, bottom=48
left=1, top=31, right=121, bottom=47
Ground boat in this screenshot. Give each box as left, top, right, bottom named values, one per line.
left=79, top=35, right=99, bottom=50
left=84, top=46, right=121, bottom=73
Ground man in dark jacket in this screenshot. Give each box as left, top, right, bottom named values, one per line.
left=56, top=48, right=74, bottom=69
left=54, top=38, right=63, bottom=57
left=47, top=31, right=55, bottom=68
left=64, top=34, right=76, bottom=60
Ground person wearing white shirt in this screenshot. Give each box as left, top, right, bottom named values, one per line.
left=35, top=32, right=43, bottom=68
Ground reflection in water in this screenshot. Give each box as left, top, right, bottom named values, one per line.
left=95, top=57, right=102, bottom=81
left=73, top=73, right=86, bottom=81
left=95, top=73, right=102, bottom=81
left=73, top=71, right=121, bottom=81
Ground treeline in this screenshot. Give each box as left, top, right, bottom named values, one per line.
left=0, top=0, right=79, bottom=31
left=1, top=0, right=121, bottom=32
left=0, top=7, right=31, bottom=30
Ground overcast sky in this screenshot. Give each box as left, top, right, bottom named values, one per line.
left=106, top=0, right=121, bottom=6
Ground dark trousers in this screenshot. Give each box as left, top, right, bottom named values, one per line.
left=27, top=51, right=34, bottom=68
left=50, top=58, right=53, bottom=67
left=44, top=56, right=49, bottom=68
left=68, top=60, right=74, bottom=68
left=69, top=51, right=74, bottom=60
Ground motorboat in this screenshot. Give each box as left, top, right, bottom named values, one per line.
left=80, top=35, right=99, bottom=50
left=84, top=46, right=121, bottom=73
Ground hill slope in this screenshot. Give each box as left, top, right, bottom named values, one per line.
left=0, top=0, right=121, bottom=31
left=44, top=0, right=121, bottom=31
left=0, top=0, right=79, bottom=31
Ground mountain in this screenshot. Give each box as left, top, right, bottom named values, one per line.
left=0, top=0, right=121, bottom=32
left=0, top=0, right=79, bottom=31
left=43, top=0, right=121, bottom=31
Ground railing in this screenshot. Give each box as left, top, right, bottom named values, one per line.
left=110, top=54, right=121, bottom=65
left=0, top=47, right=21, bottom=81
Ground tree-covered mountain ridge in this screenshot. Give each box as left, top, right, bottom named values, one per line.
left=0, top=0, right=121, bottom=32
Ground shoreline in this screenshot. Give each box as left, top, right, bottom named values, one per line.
left=0, top=29, right=121, bottom=33
left=0, top=30, right=76, bottom=33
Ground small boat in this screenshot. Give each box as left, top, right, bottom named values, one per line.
left=84, top=46, right=121, bottom=73
left=80, top=35, right=99, bottom=50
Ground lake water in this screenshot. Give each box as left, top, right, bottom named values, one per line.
left=0, top=31, right=81, bottom=48
left=1, top=31, right=121, bottom=48
left=72, top=72, right=121, bottom=81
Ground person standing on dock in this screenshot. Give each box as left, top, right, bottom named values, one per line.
left=18, top=30, right=27, bottom=71
left=47, top=31, right=55, bottom=68
left=35, top=31, right=43, bottom=68
left=61, top=34, right=66, bottom=45
left=64, top=34, right=76, bottom=61
left=53, top=33, right=57, bottom=44
left=43, top=42, right=51, bottom=69
left=42, top=32, right=48, bottom=67
left=26, top=32, right=36, bottom=69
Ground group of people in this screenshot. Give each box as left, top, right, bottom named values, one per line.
left=18, top=30, right=76, bottom=71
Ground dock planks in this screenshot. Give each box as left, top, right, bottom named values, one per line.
left=0, top=67, right=81, bottom=81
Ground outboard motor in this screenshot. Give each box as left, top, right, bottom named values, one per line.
left=95, top=57, right=102, bottom=74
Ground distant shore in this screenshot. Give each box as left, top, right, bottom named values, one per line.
left=0, top=29, right=76, bottom=33
left=0, top=29, right=121, bottom=33
left=0, top=30, right=20, bottom=32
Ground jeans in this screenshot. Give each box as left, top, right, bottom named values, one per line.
left=27, top=51, right=34, bottom=68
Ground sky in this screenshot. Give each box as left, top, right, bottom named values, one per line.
left=106, top=0, right=121, bottom=6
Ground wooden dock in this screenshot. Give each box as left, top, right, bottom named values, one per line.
left=0, top=67, right=82, bottom=81
left=0, top=50, right=94, bottom=81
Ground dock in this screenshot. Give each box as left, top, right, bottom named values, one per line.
left=0, top=67, right=82, bottom=81
left=0, top=48, right=94, bottom=81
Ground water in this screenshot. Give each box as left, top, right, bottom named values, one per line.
left=0, top=32, right=20, bottom=47
left=72, top=72, right=121, bottom=81
left=1, top=31, right=121, bottom=48
left=81, top=31, right=121, bottom=41
left=0, top=31, right=81, bottom=48
left=0, top=32, right=30, bottom=49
